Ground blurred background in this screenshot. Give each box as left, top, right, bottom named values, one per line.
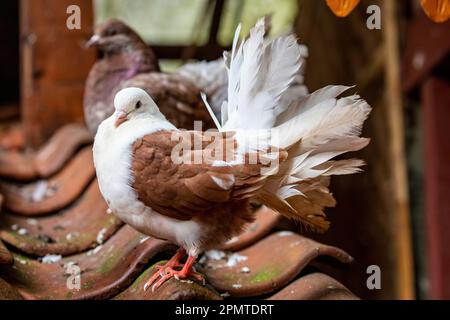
left=0, top=0, right=449, bottom=300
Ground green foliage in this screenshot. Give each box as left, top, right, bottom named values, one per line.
left=94, top=0, right=297, bottom=46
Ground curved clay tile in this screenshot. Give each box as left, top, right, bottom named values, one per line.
left=0, top=151, right=35, bottom=181
left=219, top=206, right=280, bottom=251
left=0, top=124, right=92, bottom=181
left=1, top=226, right=175, bottom=299
left=0, top=127, right=359, bottom=300
left=199, top=231, right=353, bottom=297
left=0, top=195, right=13, bottom=265
left=33, top=124, right=93, bottom=178
left=0, top=123, right=24, bottom=151
left=0, top=180, right=122, bottom=256
left=0, top=239, right=13, bottom=265
left=0, top=147, right=95, bottom=215
left=0, top=277, right=23, bottom=299
left=268, top=273, right=359, bottom=300
left=114, top=263, right=222, bottom=300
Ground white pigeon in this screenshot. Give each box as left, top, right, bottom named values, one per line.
left=93, top=18, right=371, bottom=292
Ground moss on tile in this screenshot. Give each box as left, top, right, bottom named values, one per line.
left=250, top=267, right=279, bottom=284
left=66, top=290, right=74, bottom=299
left=97, top=252, right=121, bottom=275
left=82, top=279, right=95, bottom=290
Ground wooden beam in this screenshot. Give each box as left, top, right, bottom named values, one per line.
left=422, top=77, right=450, bottom=299
left=20, top=0, right=95, bottom=148
left=382, top=0, right=414, bottom=299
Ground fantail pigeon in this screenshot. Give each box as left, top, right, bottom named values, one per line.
left=93, top=18, right=371, bottom=292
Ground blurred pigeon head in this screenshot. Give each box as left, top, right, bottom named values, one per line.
left=86, top=19, right=145, bottom=55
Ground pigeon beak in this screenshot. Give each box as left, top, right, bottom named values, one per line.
left=114, top=111, right=128, bottom=127
left=85, top=35, right=100, bottom=48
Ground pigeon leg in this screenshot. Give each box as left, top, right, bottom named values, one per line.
left=144, top=255, right=205, bottom=292
left=155, top=248, right=186, bottom=272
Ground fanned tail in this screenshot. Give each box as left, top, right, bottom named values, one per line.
left=222, top=19, right=371, bottom=232
left=222, top=17, right=304, bottom=131
left=259, top=87, right=371, bottom=232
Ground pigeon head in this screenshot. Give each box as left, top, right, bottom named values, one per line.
left=86, top=19, right=146, bottom=55
left=113, top=87, right=163, bottom=127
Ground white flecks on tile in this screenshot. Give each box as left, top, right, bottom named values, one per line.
left=96, top=228, right=107, bottom=244
left=64, top=261, right=76, bottom=268
left=179, top=279, right=194, bottom=284
left=18, top=228, right=28, bottom=235
left=225, top=236, right=239, bottom=244
left=66, top=232, right=79, bottom=241
left=40, top=254, right=62, bottom=264
left=277, top=231, right=294, bottom=237
left=92, top=245, right=103, bottom=255
left=87, top=244, right=103, bottom=256
left=220, top=292, right=231, bottom=297
left=225, top=253, right=247, bottom=267
left=31, top=180, right=48, bottom=202
left=11, top=224, right=19, bottom=231
left=199, top=250, right=248, bottom=268
left=240, top=266, right=251, bottom=273
left=248, top=223, right=259, bottom=232
left=200, top=249, right=226, bottom=263
left=15, top=256, right=27, bottom=265
left=26, top=218, right=38, bottom=226
left=232, top=283, right=242, bottom=289
left=289, top=240, right=304, bottom=248
left=139, top=236, right=150, bottom=244
left=327, top=285, right=336, bottom=290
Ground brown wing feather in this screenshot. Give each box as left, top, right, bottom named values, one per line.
left=131, top=131, right=277, bottom=221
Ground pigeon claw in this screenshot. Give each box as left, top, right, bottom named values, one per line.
left=143, top=266, right=204, bottom=292
left=143, top=255, right=205, bottom=292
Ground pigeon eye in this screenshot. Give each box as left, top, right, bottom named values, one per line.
left=135, top=101, right=141, bottom=109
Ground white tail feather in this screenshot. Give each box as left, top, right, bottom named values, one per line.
left=222, top=18, right=303, bottom=130
left=221, top=19, right=372, bottom=232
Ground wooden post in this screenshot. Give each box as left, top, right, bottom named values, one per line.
left=382, top=0, right=414, bottom=299
left=20, top=0, right=95, bottom=148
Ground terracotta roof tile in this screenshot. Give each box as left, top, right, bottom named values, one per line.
left=199, top=231, right=353, bottom=297
left=1, top=226, right=174, bottom=299
left=268, top=273, right=358, bottom=300
left=219, top=206, right=280, bottom=251
left=0, top=123, right=359, bottom=300
left=0, top=124, right=92, bottom=181
left=114, top=263, right=222, bottom=300
left=33, top=124, right=93, bottom=178
left=0, top=277, right=23, bottom=299
left=0, top=195, right=13, bottom=265
left=0, top=147, right=95, bottom=215
left=0, top=239, right=13, bottom=266
left=0, top=180, right=122, bottom=256
left=0, top=122, right=24, bottom=151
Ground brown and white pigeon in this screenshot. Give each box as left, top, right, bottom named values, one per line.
left=84, top=19, right=214, bottom=133
left=93, top=19, right=371, bottom=291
